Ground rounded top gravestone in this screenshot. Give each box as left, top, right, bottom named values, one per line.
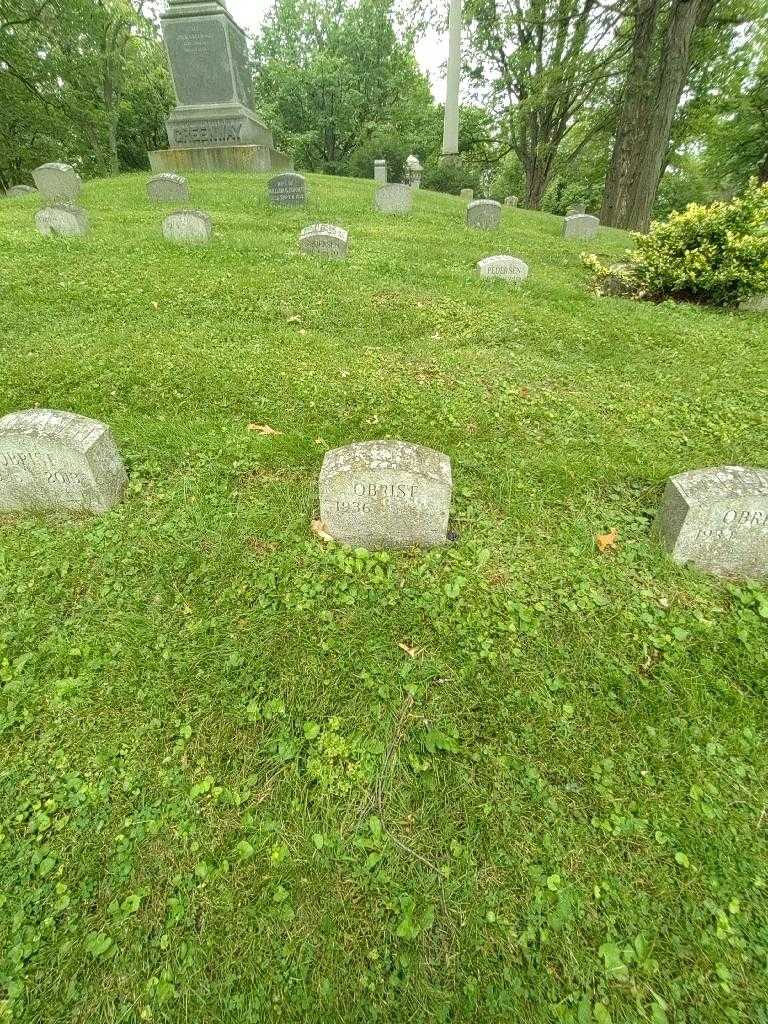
left=460, top=188, right=474, bottom=202
left=299, top=224, right=348, bottom=259
left=268, top=172, right=307, bottom=207
left=467, top=199, right=502, bottom=230
left=35, top=205, right=89, bottom=238
left=505, top=195, right=518, bottom=207
left=0, top=409, right=127, bottom=515
left=374, top=183, right=412, bottom=215
left=162, top=209, right=213, bottom=244
left=7, top=185, right=37, bottom=198
left=32, top=162, right=82, bottom=202
left=660, top=465, right=768, bottom=578
left=563, top=213, right=599, bottom=240
left=147, top=173, right=189, bottom=203
left=739, top=294, right=768, bottom=312
left=319, top=440, right=452, bottom=550
left=478, top=255, right=529, bottom=283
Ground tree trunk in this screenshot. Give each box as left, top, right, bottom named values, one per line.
left=601, top=0, right=714, bottom=232
left=758, top=149, right=768, bottom=183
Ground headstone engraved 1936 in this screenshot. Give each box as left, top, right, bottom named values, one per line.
left=374, top=159, right=387, bottom=185
left=374, top=183, right=412, bottom=214
left=299, top=224, right=348, bottom=259
left=739, top=294, right=768, bottom=312
left=268, top=172, right=307, bottom=207
left=35, top=205, right=89, bottom=238
left=162, top=209, right=213, bottom=244
left=478, top=255, right=529, bottom=283
left=563, top=213, right=599, bottom=240
left=467, top=199, right=501, bottom=230
left=505, top=195, right=518, bottom=208
left=0, top=410, right=127, bottom=515
left=319, top=440, right=452, bottom=549
left=460, top=188, right=474, bottom=202
left=150, top=0, right=288, bottom=174
left=660, top=466, right=768, bottom=578
left=7, top=185, right=37, bottom=198
left=32, top=163, right=82, bottom=202
left=147, top=173, right=190, bottom=203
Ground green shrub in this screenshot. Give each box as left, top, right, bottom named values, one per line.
left=585, top=179, right=768, bottom=306
left=420, top=158, right=481, bottom=196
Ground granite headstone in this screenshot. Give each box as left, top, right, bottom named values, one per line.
left=32, top=163, right=82, bottom=202
left=0, top=409, right=127, bottom=515
left=374, top=159, right=387, bottom=185
left=478, top=255, right=529, bottom=283
left=460, top=188, right=474, bottom=202
left=268, top=172, right=307, bottom=207
left=147, top=173, right=190, bottom=203
left=505, top=195, right=518, bottom=208
left=563, top=213, right=599, bottom=240
left=35, top=205, right=89, bottom=238
left=162, top=209, right=213, bottom=244
left=374, top=183, right=412, bottom=214
left=319, top=440, right=452, bottom=549
left=7, top=185, right=37, bottom=198
left=299, top=223, right=348, bottom=259
left=660, top=466, right=768, bottom=578
left=739, top=294, right=768, bottom=312
left=467, top=199, right=501, bottom=230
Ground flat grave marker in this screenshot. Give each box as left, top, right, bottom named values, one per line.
left=478, top=255, right=529, bottom=282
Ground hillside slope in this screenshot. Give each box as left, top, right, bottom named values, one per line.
left=1, top=174, right=767, bottom=1023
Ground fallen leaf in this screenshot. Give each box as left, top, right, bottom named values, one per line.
left=520, top=387, right=530, bottom=397
left=596, top=528, right=619, bottom=554
left=397, top=642, right=421, bottom=658
left=311, top=520, right=335, bottom=543
left=248, top=423, right=282, bottom=436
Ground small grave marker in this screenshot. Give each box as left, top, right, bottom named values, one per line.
left=460, top=188, right=474, bottom=202
left=478, top=255, right=529, bottom=282
left=35, top=205, right=89, bottom=237
left=319, top=440, right=452, bottom=549
left=739, top=294, right=768, bottom=312
left=505, top=195, right=518, bottom=207
left=32, top=162, right=82, bottom=202
left=7, top=185, right=37, bottom=198
left=0, top=409, right=127, bottom=515
left=467, top=199, right=501, bottom=230
left=162, top=210, right=213, bottom=245
left=268, top=172, right=307, bottom=207
left=147, top=173, right=189, bottom=203
left=563, top=213, right=599, bottom=240
left=660, top=466, right=768, bottom=578
left=299, top=223, right=348, bottom=259
left=374, top=160, right=387, bottom=185
left=374, top=183, right=412, bottom=214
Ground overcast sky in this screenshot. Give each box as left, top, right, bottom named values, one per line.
left=224, top=0, right=450, bottom=102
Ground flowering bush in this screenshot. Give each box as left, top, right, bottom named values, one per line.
left=585, top=180, right=768, bottom=306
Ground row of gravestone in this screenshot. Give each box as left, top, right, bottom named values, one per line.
left=0, top=409, right=766, bottom=579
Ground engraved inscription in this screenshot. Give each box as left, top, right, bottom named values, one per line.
left=173, top=120, right=243, bottom=145
left=164, top=19, right=233, bottom=106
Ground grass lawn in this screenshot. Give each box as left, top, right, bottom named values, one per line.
left=1, top=173, right=767, bottom=1024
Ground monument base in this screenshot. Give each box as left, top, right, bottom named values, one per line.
left=148, top=145, right=292, bottom=175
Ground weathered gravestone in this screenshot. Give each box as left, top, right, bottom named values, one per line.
left=319, top=440, right=452, bottom=549
left=299, top=223, right=348, bottom=259
left=0, top=409, right=127, bottom=515
left=739, top=294, right=768, bottom=312
left=405, top=154, right=423, bottom=189
left=374, top=159, right=387, bottom=185
left=147, top=173, right=189, bottom=203
left=505, top=195, right=518, bottom=208
left=32, top=163, right=82, bottom=202
left=660, top=466, right=768, bottom=578
left=478, top=255, right=529, bottom=283
left=374, top=183, right=412, bottom=215
left=268, top=172, right=307, bottom=207
left=567, top=203, right=587, bottom=216
left=7, top=185, right=37, bottom=198
left=467, top=199, right=501, bottom=230
left=162, top=209, right=213, bottom=244
left=460, top=188, right=474, bottom=202
left=563, top=213, right=599, bottom=240
left=35, top=205, right=89, bottom=238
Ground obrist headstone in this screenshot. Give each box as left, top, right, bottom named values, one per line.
left=162, top=209, right=213, bottom=244
left=0, top=409, right=127, bottom=515
left=32, top=163, right=82, bottom=202
left=660, top=465, right=768, bottom=578
left=35, top=205, right=89, bottom=238
left=319, top=440, right=452, bottom=549
left=299, top=223, right=348, bottom=259
left=268, top=172, right=307, bottom=207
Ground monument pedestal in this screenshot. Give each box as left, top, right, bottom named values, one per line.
left=149, top=144, right=291, bottom=175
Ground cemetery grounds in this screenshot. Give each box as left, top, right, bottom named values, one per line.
left=0, top=173, right=767, bottom=1023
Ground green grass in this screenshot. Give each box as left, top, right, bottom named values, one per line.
left=1, top=172, right=767, bottom=1024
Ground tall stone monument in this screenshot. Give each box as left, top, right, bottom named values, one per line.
left=149, top=0, right=289, bottom=174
